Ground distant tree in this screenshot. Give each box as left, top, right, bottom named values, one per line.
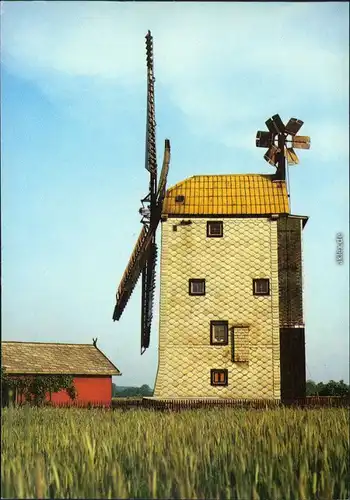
left=1, top=367, right=12, bottom=406
left=1, top=368, right=77, bottom=406
left=316, top=382, right=325, bottom=395
left=306, top=379, right=350, bottom=397
left=139, top=384, right=153, bottom=396
left=113, top=384, right=154, bottom=398
left=306, top=380, right=317, bottom=396
left=318, top=380, right=349, bottom=397
left=336, top=380, right=350, bottom=397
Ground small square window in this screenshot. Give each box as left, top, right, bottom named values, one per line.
left=207, top=221, right=223, bottom=238
left=211, top=369, right=228, bottom=386
left=253, top=279, right=270, bottom=296
left=175, top=195, right=185, bottom=203
left=210, top=321, right=228, bottom=345
left=189, top=279, right=206, bottom=296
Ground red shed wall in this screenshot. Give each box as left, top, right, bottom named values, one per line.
left=12, top=375, right=113, bottom=407
left=49, top=376, right=113, bottom=406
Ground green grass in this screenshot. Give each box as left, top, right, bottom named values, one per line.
left=2, top=406, right=349, bottom=499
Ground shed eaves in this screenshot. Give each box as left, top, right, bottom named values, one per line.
left=1, top=341, right=121, bottom=376
left=162, top=174, right=289, bottom=216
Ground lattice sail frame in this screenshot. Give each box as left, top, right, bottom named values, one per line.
left=113, top=31, right=171, bottom=355
left=141, top=239, right=158, bottom=354
left=113, top=226, right=151, bottom=321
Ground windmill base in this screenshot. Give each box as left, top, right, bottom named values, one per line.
left=111, top=397, right=349, bottom=411
left=141, top=397, right=281, bottom=410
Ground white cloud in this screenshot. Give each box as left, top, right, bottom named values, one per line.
left=2, top=2, right=349, bottom=151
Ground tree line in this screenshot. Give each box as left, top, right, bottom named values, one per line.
left=112, top=384, right=153, bottom=398
left=306, top=379, right=349, bottom=397
left=113, top=380, right=350, bottom=398
left=2, top=370, right=348, bottom=406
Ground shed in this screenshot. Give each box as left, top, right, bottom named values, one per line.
left=1, top=341, right=121, bottom=406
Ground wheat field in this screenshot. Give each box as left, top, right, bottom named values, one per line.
left=2, top=406, right=349, bottom=499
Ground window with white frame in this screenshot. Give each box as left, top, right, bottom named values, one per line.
left=210, top=321, right=228, bottom=345
left=189, top=279, right=206, bottom=296
left=253, top=278, right=270, bottom=296
left=207, top=221, right=223, bottom=238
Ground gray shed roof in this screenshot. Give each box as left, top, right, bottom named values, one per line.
left=1, top=341, right=121, bottom=376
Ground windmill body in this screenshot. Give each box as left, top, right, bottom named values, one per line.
left=113, top=32, right=310, bottom=401
left=152, top=175, right=307, bottom=400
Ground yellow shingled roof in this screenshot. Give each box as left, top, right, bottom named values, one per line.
left=162, top=174, right=289, bottom=216
left=1, top=341, right=121, bottom=376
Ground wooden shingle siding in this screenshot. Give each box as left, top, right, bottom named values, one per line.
left=1, top=342, right=120, bottom=376
left=277, top=217, right=303, bottom=326
left=154, top=217, right=281, bottom=400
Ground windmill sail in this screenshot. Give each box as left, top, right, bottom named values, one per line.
left=157, top=139, right=171, bottom=204
left=292, top=136, right=310, bottom=150
left=141, top=240, right=157, bottom=354
left=113, top=226, right=152, bottom=321
left=145, top=31, right=157, bottom=177
left=145, top=30, right=158, bottom=235
left=286, top=147, right=299, bottom=166
left=113, top=31, right=171, bottom=355
left=256, top=114, right=310, bottom=180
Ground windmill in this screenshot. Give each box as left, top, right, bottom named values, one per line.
left=112, top=31, right=171, bottom=355
left=256, top=114, right=310, bottom=181
left=111, top=34, right=310, bottom=403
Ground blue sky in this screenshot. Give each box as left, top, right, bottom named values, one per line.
left=2, top=2, right=349, bottom=386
